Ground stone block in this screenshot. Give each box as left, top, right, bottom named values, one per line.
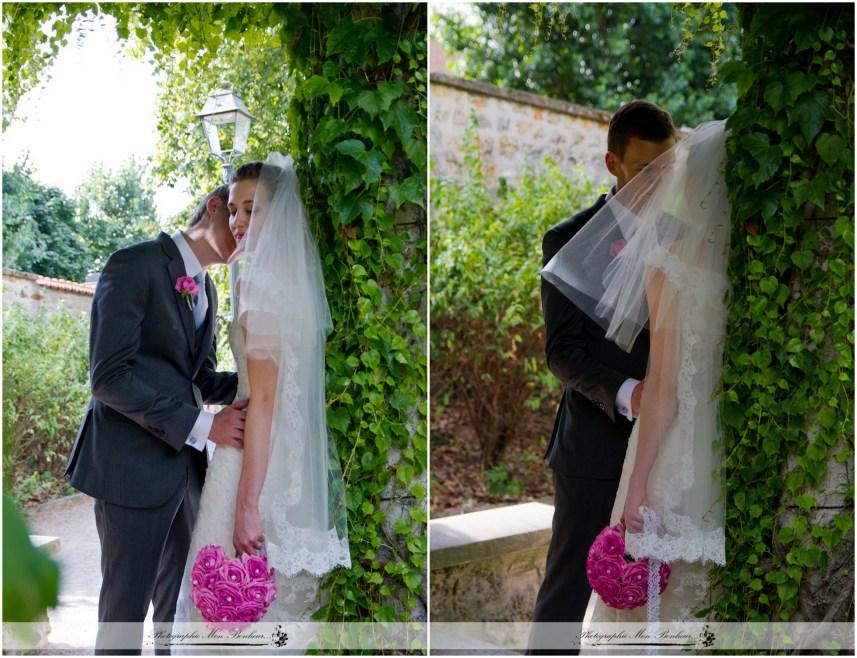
left=429, top=503, right=554, bottom=622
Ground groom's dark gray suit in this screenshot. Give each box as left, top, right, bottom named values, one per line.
left=65, top=232, right=237, bottom=654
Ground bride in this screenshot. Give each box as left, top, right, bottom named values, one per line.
left=542, top=120, right=730, bottom=628
left=173, top=153, right=352, bottom=636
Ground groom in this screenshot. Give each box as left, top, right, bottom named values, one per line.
left=65, top=186, right=246, bottom=654
left=528, top=100, right=676, bottom=654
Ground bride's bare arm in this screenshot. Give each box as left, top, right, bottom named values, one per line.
left=623, top=266, right=680, bottom=533
left=234, top=355, right=279, bottom=556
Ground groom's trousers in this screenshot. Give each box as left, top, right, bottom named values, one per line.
left=94, top=461, right=202, bottom=656
left=526, top=470, right=619, bottom=655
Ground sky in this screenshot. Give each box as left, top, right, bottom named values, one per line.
left=3, top=13, right=193, bottom=223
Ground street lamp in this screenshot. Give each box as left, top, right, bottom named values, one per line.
left=197, top=82, right=255, bottom=181
left=197, top=82, right=255, bottom=312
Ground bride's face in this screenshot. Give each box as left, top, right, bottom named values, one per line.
left=228, top=178, right=272, bottom=243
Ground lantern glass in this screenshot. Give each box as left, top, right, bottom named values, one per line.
left=197, top=84, right=254, bottom=160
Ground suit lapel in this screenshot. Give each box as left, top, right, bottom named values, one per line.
left=166, top=255, right=196, bottom=358
left=192, top=274, right=218, bottom=376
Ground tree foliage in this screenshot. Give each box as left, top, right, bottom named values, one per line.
left=2, top=164, right=90, bottom=281
left=712, top=3, right=854, bottom=624
left=433, top=2, right=740, bottom=127
left=75, top=158, right=160, bottom=272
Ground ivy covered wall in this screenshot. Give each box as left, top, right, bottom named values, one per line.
left=715, top=3, right=853, bottom=623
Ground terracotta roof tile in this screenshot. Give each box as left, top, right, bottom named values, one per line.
left=3, top=268, right=95, bottom=297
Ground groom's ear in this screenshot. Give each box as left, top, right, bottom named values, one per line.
left=605, top=151, right=620, bottom=178
left=206, top=195, right=224, bottom=220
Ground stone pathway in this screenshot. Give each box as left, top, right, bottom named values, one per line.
left=22, top=493, right=157, bottom=654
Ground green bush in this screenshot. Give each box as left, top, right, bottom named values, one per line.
left=431, top=115, right=600, bottom=467
left=3, top=304, right=89, bottom=505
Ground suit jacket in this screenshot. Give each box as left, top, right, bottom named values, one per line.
left=541, top=195, right=649, bottom=480
left=65, top=232, right=238, bottom=508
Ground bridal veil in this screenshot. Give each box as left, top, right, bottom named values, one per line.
left=543, top=121, right=731, bottom=565
left=232, top=152, right=351, bottom=577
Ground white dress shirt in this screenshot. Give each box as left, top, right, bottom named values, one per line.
left=171, top=231, right=215, bottom=452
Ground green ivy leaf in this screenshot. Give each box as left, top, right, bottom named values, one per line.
left=743, top=132, right=782, bottom=185
left=763, top=81, right=785, bottom=112
left=356, top=90, right=384, bottom=116
left=389, top=176, right=425, bottom=209
left=788, top=92, right=830, bottom=143
left=327, top=406, right=351, bottom=433
left=719, top=60, right=753, bottom=97
left=302, top=74, right=329, bottom=99
left=376, top=82, right=407, bottom=112
left=815, top=132, right=845, bottom=165
left=336, top=139, right=367, bottom=157
left=795, top=493, right=816, bottom=511
left=382, top=99, right=418, bottom=143
left=790, top=250, right=813, bottom=270
left=785, top=71, right=818, bottom=102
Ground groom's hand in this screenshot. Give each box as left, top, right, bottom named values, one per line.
left=209, top=399, right=249, bottom=449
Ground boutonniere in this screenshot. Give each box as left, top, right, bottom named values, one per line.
left=609, top=239, right=627, bottom=259
left=175, top=275, right=198, bottom=311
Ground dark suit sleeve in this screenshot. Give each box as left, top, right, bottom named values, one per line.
left=193, top=284, right=238, bottom=405
left=541, top=229, right=628, bottom=423
left=89, top=248, right=199, bottom=451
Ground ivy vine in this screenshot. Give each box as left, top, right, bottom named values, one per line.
left=2, top=2, right=427, bottom=646
left=712, top=3, right=853, bottom=626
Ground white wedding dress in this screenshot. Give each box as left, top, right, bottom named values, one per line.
left=173, top=319, right=336, bottom=632
left=588, top=245, right=728, bottom=626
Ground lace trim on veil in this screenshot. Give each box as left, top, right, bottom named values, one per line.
left=263, top=341, right=352, bottom=577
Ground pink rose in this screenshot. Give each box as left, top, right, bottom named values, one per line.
left=264, top=581, right=277, bottom=604
left=214, top=581, right=243, bottom=607
left=195, top=545, right=225, bottom=573
left=597, top=529, right=625, bottom=557
left=236, top=601, right=266, bottom=623
left=191, top=590, right=219, bottom=621
left=624, top=561, right=649, bottom=586
left=175, top=275, right=199, bottom=295
left=210, top=606, right=244, bottom=632
left=659, top=562, right=671, bottom=591
left=592, top=577, right=622, bottom=604
left=242, top=583, right=270, bottom=605
left=609, top=239, right=627, bottom=258
left=593, top=555, right=625, bottom=581
left=618, top=584, right=646, bottom=609
left=243, top=554, right=269, bottom=581
left=222, top=561, right=249, bottom=586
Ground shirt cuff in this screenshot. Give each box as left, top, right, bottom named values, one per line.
left=184, top=410, right=215, bottom=452
left=616, top=378, right=641, bottom=422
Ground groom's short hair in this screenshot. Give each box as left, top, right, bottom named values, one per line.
left=188, top=185, right=229, bottom=228
left=608, top=100, right=676, bottom=158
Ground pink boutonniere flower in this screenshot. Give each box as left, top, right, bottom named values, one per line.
left=609, top=239, right=627, bottom=259
left=175, top=275, right=198, bottom=310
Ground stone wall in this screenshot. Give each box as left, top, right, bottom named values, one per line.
left=430, top=502, right=553, bottom=622
left=3, top=269, right=94, bottom=317
left=430, top=72, right=612, bottom=190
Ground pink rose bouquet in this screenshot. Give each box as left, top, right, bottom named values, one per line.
left=190, top=545, right=276, bottom=630
left=586, top=523, right=670, bottom=610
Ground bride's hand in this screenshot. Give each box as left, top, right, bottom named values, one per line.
left=622, top=478, right=648, bottom=534
left=234, top=501, right=265, bottom=556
